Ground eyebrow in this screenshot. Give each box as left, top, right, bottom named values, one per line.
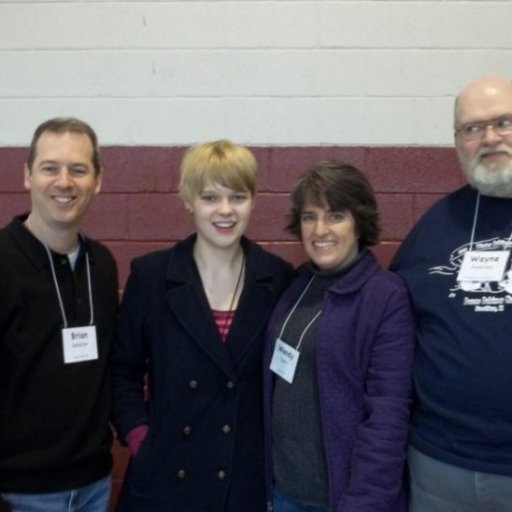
left=38, top=160, right=89, bottom=167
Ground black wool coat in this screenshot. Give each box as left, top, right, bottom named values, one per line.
left=112, top=234, right=293, bottom=512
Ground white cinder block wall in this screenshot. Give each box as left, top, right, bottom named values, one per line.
left=0, top=0, right=511, bottom=146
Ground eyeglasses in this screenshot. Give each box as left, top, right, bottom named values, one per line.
left=455, top=115, right=512, bottom=141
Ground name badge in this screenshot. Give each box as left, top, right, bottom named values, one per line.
left=62, top=325, right=98, bottom=364
left=457, top=250, right=510, bottom=282
left=269, top=338, right=300, bottom=384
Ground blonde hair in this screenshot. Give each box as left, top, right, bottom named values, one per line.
left=179, top=139, right=257, bottom=203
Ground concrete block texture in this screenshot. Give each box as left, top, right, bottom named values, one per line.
left=0, top=144, right=464, bottom=286
left=0, top=1, right=511, bottom=146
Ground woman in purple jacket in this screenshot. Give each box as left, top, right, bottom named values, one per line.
left=264, top=161, right=415, bottom=512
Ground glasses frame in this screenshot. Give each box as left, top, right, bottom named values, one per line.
left=455, top=115, right=512, bottom=142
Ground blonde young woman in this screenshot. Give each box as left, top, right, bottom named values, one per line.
left=111, top=140, right=293, bottom=512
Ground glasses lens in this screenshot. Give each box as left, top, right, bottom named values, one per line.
left=496, top=117, right=512, bottom=136
left=460, top=126, right=482, bottom=141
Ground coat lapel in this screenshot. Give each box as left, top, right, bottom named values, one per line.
left=225, top=239, right=292, bottom=367
left=164, top=236, right=234, bottom=375
left=162, top=235, right=286, bottom=374
left=224, top=271, right=274, bottom=367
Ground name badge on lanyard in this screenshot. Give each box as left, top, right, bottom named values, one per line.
left=43, top=242, right=98, bottom=365
left=270, top=338, right=300, bottom=384
left=457, top=250, right=510, bottom=282
left=62, top=325, right=99, bottom=364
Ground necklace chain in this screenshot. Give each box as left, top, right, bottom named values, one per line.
left=221, top=254, right=245, bottom=341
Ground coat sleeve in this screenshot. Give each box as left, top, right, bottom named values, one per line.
left=336, top=283, right=415, bottom=512
left=111, top=260, right=150, bottom=442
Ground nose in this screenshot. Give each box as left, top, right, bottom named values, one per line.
left=218, top=198, right=234, bottom=215
left=54, top=167, right=73, bottom=187
left=482, top=124, right=503, bottom=145
left=313, top=219, right=329, bottom=236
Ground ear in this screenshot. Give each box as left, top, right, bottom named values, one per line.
left=184, top=202, right=194, bottom=214
left=94, top=168, right=103, bottom=194
left=23, top=164, right=31, bottom=191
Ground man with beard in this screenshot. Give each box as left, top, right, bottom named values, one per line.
left=391, top=75, right=512, bottom=512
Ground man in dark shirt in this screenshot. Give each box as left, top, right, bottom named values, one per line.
left=392, top=75, right=512, bottom=511
left=0, top=117, right=118, bottom=512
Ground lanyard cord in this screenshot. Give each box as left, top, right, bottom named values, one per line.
left=468, top=192, right=480, bottom=251
left=43, top=244, right=94, bottom=328
left=295, top=310, right=322, bottom=351
left=85, top=252, right=94, bottom=325
left=469, top=192, right=512, bottom=250
left=278, top=275, right=322, bottom=350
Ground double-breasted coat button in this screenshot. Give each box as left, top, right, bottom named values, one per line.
left=221, top=424, right=231, bottom=435
left=177, top=469, right=187, bottom=480
left=217, top=470, right=227, bottom=480
left=188, top=380, right=199, bottom=390
left=182, top=426, right=192, bottom=437
left=225, top=380, right=235, bottom=389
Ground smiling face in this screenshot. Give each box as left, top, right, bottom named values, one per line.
left=187, top=182, right=254, bottom=251
left=24, top=130, right=101, bottom=239
left=300, top=202, right=359, bottom=271
left=455, top=76, right=512, bottom=197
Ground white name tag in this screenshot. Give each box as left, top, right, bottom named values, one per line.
left=457, top=250, right=509, bottom=282
left=269, top=338, right=300, bottom=384
left=62, top=325, right=98, bottom=364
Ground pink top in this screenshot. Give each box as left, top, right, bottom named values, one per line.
left=212, top=309, right=235, bottom=342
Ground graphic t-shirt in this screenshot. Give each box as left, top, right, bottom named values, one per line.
left=392, top=185, right=512, bottom=475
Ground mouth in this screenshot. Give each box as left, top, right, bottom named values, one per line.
left=479, top=149, right=512, bottom=161
left=213, top=221, right=236, bottom=229
left=53, top=195, right=76, bottom=205
left=312, top=240, right=336, bottom=249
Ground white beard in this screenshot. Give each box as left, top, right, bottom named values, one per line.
left=461, top=149, right=512, bottom=197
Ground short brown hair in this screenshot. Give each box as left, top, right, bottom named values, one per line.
left=179, top=139, right=257, bottom=204
left=27, top=117, right=101, bottom=176
left=287, top=161, right=380, bottom=247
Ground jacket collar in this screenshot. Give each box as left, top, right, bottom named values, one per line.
left=286, top=249, right=380, bottom=301
left=293, top=249, right=380, bottom=297
left=321, top=249, right=380, bottom=295
left=165, top=234, right=278, bottom=284
left=268, top=250, right=380, bottom=342
left=7, top=214, right=91, bottom=271
left=163, top=234, right=280, bottom=373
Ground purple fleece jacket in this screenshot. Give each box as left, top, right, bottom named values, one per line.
left=263, top=250, right=415, bottom=512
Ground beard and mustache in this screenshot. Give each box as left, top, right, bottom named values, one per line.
left=459, top=145, right=512, bottom=197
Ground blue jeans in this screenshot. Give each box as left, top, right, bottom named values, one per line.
left=1, top=475, right=111, bottom=512
left=273, top=489, right=328, bottom=512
